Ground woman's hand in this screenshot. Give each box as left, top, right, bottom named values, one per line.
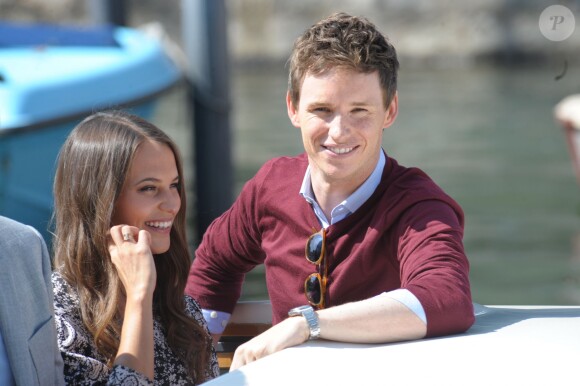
left=109, top=224, right=156, bottom=379
left=108, top=224, right=156, bottom=300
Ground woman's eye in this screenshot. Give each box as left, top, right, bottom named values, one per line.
left=139, top=186, right=156, bottom=192
left=171, top=182, right=180, bottom=189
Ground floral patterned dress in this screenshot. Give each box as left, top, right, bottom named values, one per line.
left=52, top=272, right=219, bottom=385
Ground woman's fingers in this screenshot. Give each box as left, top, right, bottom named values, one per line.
left=136, top=229, right=151, bottom=247
left=110, top=224, right=141, bottom=245
left=108, top=225, right=156, bottom=298
left=122, top=230, right=134, bottom=243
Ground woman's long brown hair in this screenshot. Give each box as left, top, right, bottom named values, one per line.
left=52, top=111, right=211, bottom=383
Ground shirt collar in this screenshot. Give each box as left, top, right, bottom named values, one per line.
left=345, top=150, right=386, bottom=213
left=300, top=150, right=386, bottom=220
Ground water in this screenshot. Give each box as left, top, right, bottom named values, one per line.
left=158, top=63, right=580, bottom=306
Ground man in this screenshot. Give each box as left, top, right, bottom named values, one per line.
left=186, top=12, right=474, bottom=370
left=0, top=216, right=64, bottom=385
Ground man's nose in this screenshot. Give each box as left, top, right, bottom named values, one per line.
left=328, top=114, right=350, bottom=139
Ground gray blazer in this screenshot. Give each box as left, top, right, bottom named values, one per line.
left=0, top=216, right=64, bottom=386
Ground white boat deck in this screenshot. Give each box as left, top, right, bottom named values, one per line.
left=205, top=304, right=580, bottom=385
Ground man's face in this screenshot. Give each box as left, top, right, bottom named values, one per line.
left=287, top=68, right=398, bottom=192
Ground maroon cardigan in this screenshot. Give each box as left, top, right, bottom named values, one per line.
left=186, top=153, right=474, bottom=337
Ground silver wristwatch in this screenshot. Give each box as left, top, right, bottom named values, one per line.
left=288, top=305, right=320, bottom=340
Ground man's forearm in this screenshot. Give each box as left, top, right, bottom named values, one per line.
left=317, top=295, right=427, bottom=343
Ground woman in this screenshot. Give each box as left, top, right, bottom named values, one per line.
left=51, top=111, right=218, bottom=384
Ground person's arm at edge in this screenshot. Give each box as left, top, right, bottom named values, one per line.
left=34, top=226, right=65, bottom=385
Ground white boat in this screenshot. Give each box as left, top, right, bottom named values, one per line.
left=207, top=301, right=580, bottom=386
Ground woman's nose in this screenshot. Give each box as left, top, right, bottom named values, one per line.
left=160, top=190, right=181, bottom=214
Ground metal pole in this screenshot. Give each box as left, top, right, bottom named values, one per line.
left=181, top=0, right=233, bottom=243
left=87, top=0, right=128, bottom=26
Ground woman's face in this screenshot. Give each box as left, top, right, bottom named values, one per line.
left=112, top=140, right=181, bottom=254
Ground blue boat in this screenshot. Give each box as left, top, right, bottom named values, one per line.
left=0, top=22, right=182, bottom=241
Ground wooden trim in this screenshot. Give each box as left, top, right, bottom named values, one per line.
left=216, top=322, right=272, bottom=370
left=222, top=323, right=271, bottom=337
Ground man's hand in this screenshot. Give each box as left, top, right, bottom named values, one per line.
left=229, top=315, right=310, bottom=371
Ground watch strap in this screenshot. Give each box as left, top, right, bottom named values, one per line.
left=288, top=305, right=320, bottom=340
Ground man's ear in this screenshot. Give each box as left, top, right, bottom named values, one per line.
left=286, top=91, right=301, bottom=128
left=383, top=91, right=399, bottom=129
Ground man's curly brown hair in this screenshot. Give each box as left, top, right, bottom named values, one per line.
left=288, top=12, right=399, bottom=109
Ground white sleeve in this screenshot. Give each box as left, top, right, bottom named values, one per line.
left=374, top=289, right=427, bottom=324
